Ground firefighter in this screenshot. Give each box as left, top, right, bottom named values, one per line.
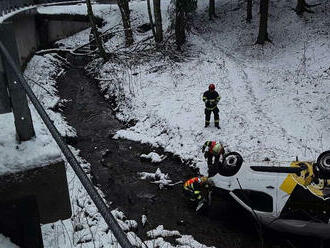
left=202, top=84, right=221, bottom=129
left=202, top=141, right=225, bottom=173
left=183, top=176, right=211, bottom=211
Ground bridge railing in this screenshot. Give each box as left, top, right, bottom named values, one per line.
left=0, top=0, right=80, bottom=17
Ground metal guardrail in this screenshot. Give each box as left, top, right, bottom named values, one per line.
left=0, top=0, right=79, bottom=17
left=0, top=0, right=33, bottom=16
left=0, top=27, right=134, bottom=248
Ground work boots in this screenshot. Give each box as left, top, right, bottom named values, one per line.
left=215, top=120, right=220, bottom=129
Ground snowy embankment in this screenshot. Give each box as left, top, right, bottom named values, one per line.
left=49, top=0, right=329, bottom=179
left=95, top=0, right=330, bottom=179
left=27, top=55, right=211, bottom=248
left=17, top=0, right=329, bottom=246
left=23, top=3, right=213, bottom=247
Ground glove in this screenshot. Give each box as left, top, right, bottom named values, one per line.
left=194, top=191, right=202, bottom=200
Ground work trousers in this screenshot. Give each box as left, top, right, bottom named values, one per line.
left=205, top=152, right=220, bottom=167
left=205, top=107, right=219, bottom=126
left=205, top=151, right=220, bottom=177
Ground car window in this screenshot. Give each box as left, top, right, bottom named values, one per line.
left=233, top=189, right=273, bottom=212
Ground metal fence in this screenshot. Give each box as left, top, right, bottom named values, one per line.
left=0, top=0, right=33, bottom=16
left=0, top=0, right=79, bottom=17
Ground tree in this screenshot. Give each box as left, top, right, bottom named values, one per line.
left=256, top=0, right=270, bottom=44
left=153, top=0, right=163, bottom=43
left=146, top=0, right=156, bottom=39
left=295, top=0, right=320, bottom=16
left=86, top=0, right=108, bottom=60
left=117, top=0, right=134, bottom=46
left=246, top=0, right=252, bottom=22
left=209, top=0, right=217, bottom=20
left=175, top=0, right=186, bottom=48
left=174, top=0, right=197, bottom=49
left=209, top=0, right=216, bottom=20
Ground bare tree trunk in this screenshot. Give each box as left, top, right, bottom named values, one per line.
left=117, top=0, right=134, bottom=46
left=295, top=0, right=316, bottom=15
left=153, top=0, right=163, bottom=43
left=146, top=0, right=156, bottom=39
left=209, top=0, right=216, bottom=20
left=86, top=0, right=108, bottom=60
left=256, top=0, right=270, bottom=44
left=246, top=0, right=252, bottom=22
left=175, top=0, right=186, bottom=49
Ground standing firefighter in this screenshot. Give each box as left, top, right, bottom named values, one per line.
left=203, top=84, right=221, bottom=129
left=183, top=176, right=212, bottom=211
left=202, top=141, right=225, bottom=170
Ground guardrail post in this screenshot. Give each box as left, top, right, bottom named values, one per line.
left=0, top=23, right=35, bottom=141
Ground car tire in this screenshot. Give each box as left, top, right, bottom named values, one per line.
left=218, top=152, right=243, bottom=177
left=317, top=150, right=330, bottom=177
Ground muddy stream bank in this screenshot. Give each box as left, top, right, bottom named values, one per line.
left=55, top=55, right=319, bottom=248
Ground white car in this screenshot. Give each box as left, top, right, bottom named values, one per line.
left=212, top=150, right=330, bottom=239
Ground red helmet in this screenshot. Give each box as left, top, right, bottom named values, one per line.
left=209, top=84, right=215, bottom=91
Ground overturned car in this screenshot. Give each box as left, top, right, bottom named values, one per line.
left=212, top=150, right=330, bottom=239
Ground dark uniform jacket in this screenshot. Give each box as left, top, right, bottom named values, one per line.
left=203, top=90, right=221, bottom=110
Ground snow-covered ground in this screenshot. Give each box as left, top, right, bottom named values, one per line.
left=24, top=54, right=207, bottom=248
left=21, top=3, right=213, bottom=246
left=50, top=0, right=330, bottom=182
left=2, top=0, right=328, bottom=246
left=0, top=234, right=19, bottom=248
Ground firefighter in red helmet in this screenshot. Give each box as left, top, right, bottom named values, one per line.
left=202, top=84, right=221, bottom=129
left=202, top=141, right=225, bottom=176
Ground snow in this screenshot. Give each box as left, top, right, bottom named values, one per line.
left=24, top=54, right=76, bottom=138
left=139, top=168, right=173, bottom=189
left=0, top=1, right=85, bottom=23
left=145, top=226, right=214, bottom=248
left=140, top=152, right=166, bottom=163
left=177, top=235, right=214, bottom=248
left=0, top=234, right=20, bottom=248
left=0, top=6, right=36, bottom=23
left=0, top=54, right=67, bottom=177
left=147, top=225, right=180, bottom=239
left=82, top=0, right=330, bottom=187
left=37, top=3, right=109, bottom=18
left=22, top=51, right=121, bottom=247
left=0, top=112, right=61, bottom=176
left=23, top=49, right=207, bottom=248
left=1, top=0, right=328, bottom=246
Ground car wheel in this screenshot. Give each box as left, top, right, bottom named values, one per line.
left=317, top=151, right=330, bottom=177
left=218, top=152, right=243, bottom=177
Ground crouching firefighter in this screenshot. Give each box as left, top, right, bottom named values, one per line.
left=203, top=84, right=221, bottom=129
left=202, top=141, right=225, bottom=176
left=183, top=176, right=212, bottom=212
